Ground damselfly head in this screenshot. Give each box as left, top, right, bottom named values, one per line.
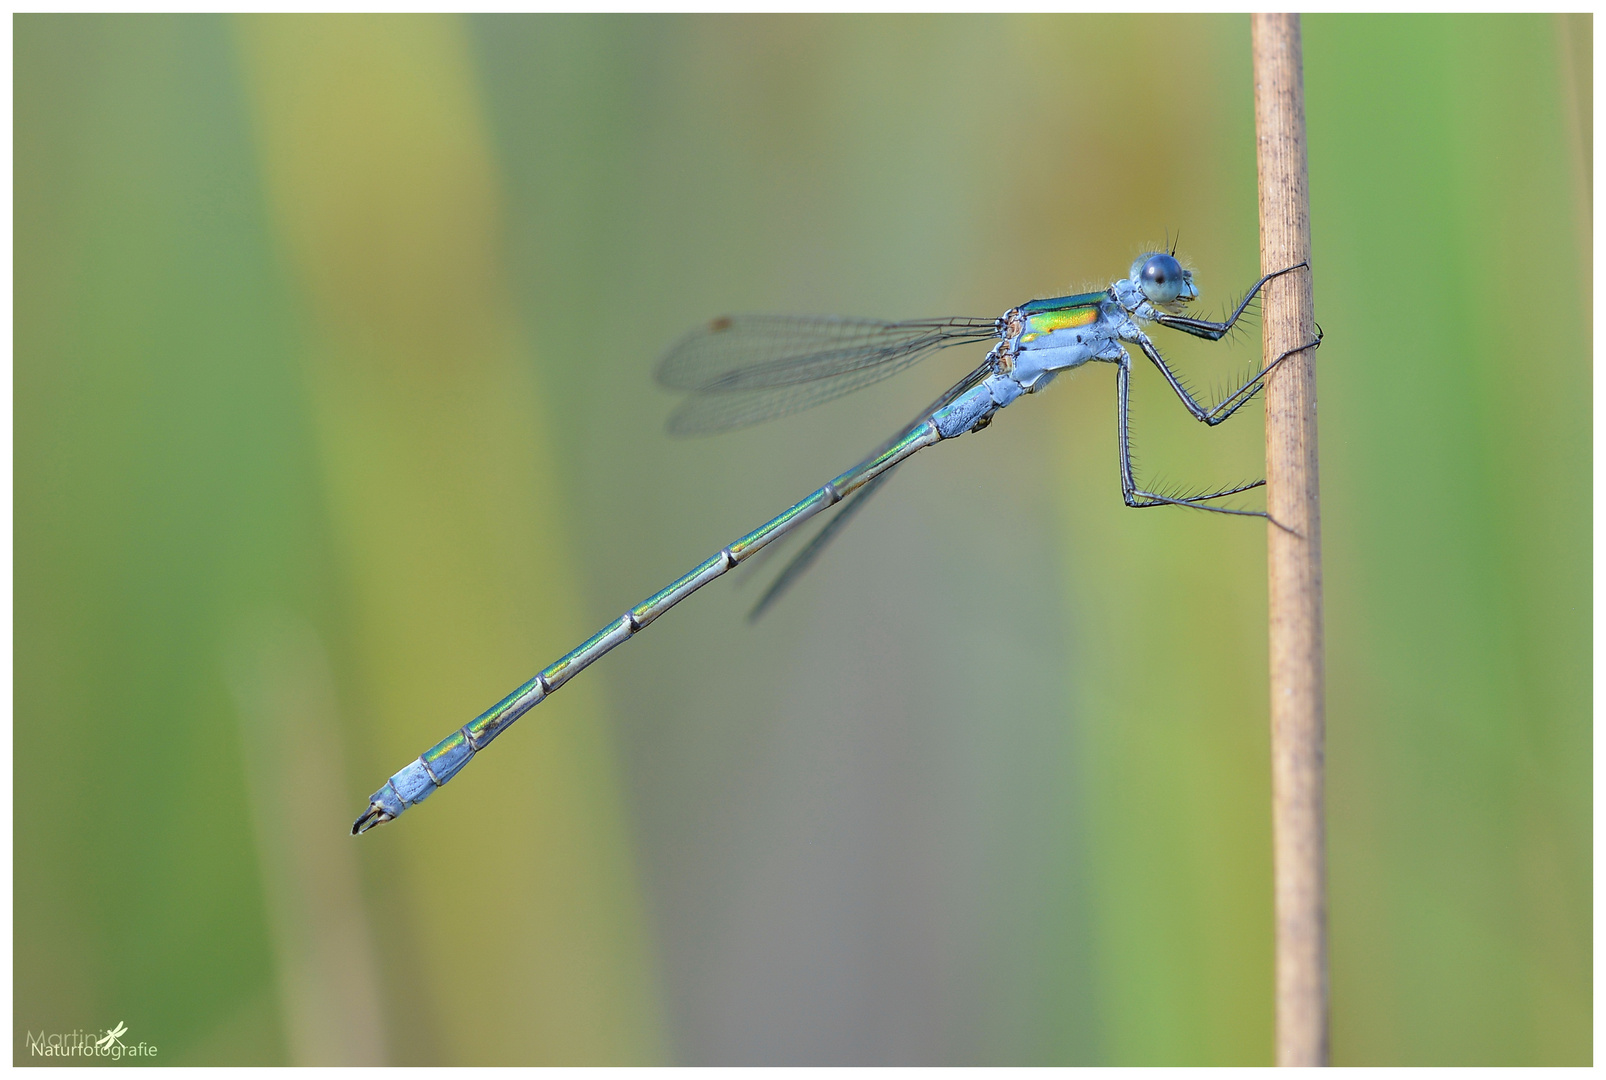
left=1132, top=252, right=1196, bottom=310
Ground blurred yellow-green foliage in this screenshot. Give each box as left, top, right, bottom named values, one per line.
left=15, top=13, right=1590, bottom=1065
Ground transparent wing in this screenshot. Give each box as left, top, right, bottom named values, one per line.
left=657, top=314, right=997, bottom=435
left=666, top=363, right=921, bottom=436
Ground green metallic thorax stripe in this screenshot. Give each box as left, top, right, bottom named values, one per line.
left=1018, top=292, right=1104, bottom=345
left=1019, top=290, right=1105, bottom=314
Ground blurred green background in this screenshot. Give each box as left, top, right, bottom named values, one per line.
left=14, top=13, right=1590, bottom=1066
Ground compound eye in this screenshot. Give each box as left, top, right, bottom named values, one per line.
left=1139, top=254, right=1185, bottom=304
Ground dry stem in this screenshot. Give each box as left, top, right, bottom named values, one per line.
left=1252, top=12, right=1329, bottom=1068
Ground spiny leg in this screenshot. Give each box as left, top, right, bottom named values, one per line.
left=1136, top=260, right=1321, bottom=426
left=1152, top=260, right=1307, bottom=341
left=1134, top=329, right=1324, bottom=428
left=1114, top=359, right=1291, bottom=528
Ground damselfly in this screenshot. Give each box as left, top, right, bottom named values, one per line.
left=352, top=252, right=1319, bottom=834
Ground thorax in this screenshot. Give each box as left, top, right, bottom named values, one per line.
left=999, top=291, right=1120, bottom=389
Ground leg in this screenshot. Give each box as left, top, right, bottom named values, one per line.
left=1115, top=357, right=1281, bottom=523
left=1153, top=261, right=1307, bottom=340
left=1134, top=329, right=1323, bottom=428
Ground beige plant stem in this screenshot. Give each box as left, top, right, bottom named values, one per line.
left=1251, top=12, right=1329, bottom=1068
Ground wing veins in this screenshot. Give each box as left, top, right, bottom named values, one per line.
left=657, top=315, right=997, bottom=394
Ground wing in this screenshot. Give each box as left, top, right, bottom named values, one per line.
left=658, top=314, right=997, bottom=435
left=747, top=358, right=997, bottom=620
